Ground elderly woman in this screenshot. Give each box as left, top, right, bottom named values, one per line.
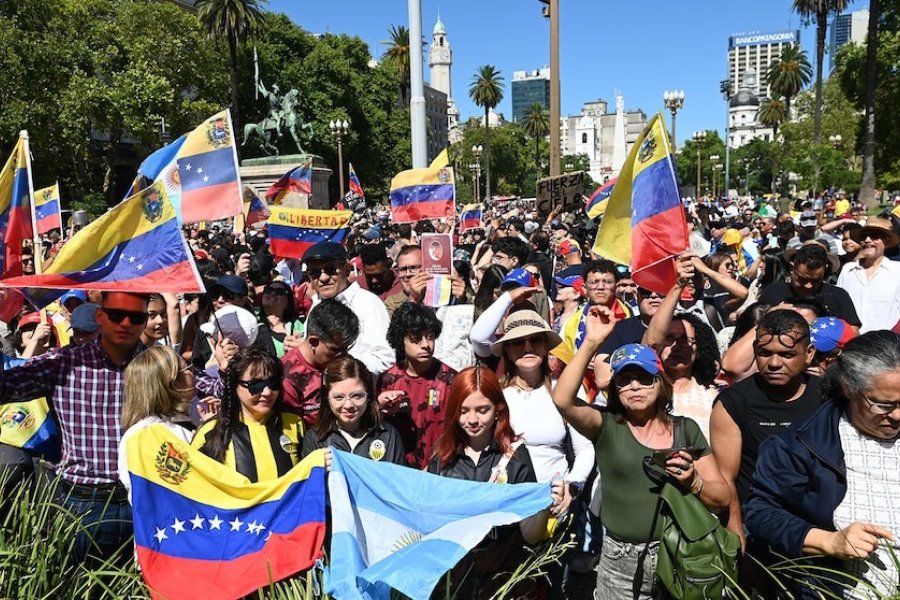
left=744, top=331, right=900, bottom=599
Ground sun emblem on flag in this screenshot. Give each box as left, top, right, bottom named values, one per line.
left=391, top=530, right=423, bottom=551
left=638, top=131, right=657, bottom=164
left=141, top=188, right=164, bottom=223
left=206, top=115, right=231, bottom=148
left=155, top=442, right=191, bottom=485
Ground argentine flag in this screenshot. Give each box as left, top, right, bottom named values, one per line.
left=327, top=450, right=551, bottom=600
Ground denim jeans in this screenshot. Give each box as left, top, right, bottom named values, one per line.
left=54, top=485, right=133, bottom=567
left=594, top=535, right=661, bottom=600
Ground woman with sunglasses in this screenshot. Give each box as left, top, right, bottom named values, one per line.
left=552, top=306, right=731, bottom=600
left=193, top=348, right=302, bottom=482
left=259, top=280, right=303, bottom=358
left=300, top=356, right=405, bottom=465
left=429, top=365, right=563, bottom=599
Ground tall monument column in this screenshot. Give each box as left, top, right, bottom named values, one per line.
left=612, top=93, right=627, bottom=175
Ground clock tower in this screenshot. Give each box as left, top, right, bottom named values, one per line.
left=429, top=17, right=452, bottom=98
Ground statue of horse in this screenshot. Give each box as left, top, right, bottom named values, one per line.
left=242, top=88, right=313, bottom=156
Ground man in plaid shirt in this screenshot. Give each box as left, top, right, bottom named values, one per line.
left=1, top=291, right=149, bottom=565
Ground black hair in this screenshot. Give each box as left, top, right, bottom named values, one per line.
left=261, top=280, right=300, bottom=324
left=194, top=258, right=217, bottom=281
left=200, top=348, right=283, bottom=464
left=672, top=313, right=720, bottom=386
left=782, top=295, right=829, bottom=318
left=396, top=244, right=422, bottom=261
left=491, top=237, right=529, bottom=266
left=387, top=303, right=443, bottom=362
left=529, top=230, right=550, bottom=253
left=247, top=253, right=275, bottom=287
left=305, top=299, right=360, bottom=348
left=359, top=243, right=390, bottom=266
left=584, top=258, right=618, bottom=279
left=395, top=223, right=412, bottom=239
left=757, top=309, right=811, bottom=347
left=791, top=244, right=828, bottom=272
left=760, top=255, right=789, bottom=288
left=474, top=265, right=509, bottom=318
left=729, top=302, right=770, bottom=346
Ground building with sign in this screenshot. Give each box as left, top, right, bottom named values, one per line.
left=829, top=10, right=868, bottom=71
left=727, top=30, right=801, bottom=99
left=511, top=68, right=551, bottom=123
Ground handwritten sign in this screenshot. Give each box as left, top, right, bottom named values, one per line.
left=536, top=171, right=584, bottom=216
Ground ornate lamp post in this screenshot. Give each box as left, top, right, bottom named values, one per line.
left=472, top=144, right=483, bottom=202
left=713, top=163, right=725, bottom=199
left=692, top=131, right=707, bottom=199
left=329, top=119, right=350, bottom=198
left=829, top=134, right=843, bottom=148
left=663, top=90, right=685, bottom=148
left=709, top=154, right=720, bottom=198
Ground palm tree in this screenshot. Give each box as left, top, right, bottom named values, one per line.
left=381, top=25, right=411, bottom=105
left=195, top=0, right=266, bottom=134
left=793, top=0, right=849, bottom=143
left=521, top=103, right=550, bottom=177
left=759, top=97, right=788, bottom=193
left=469, top=65, right=505, bottom=202
left=859, top=0, right=880, bottom=207
left=766, top=44, right=813, bottom=118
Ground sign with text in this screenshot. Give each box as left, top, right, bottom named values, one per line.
left=536, top=172, right=584, bottom=216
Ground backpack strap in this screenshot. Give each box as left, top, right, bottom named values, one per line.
left=489, top=440, right=523, bottom=483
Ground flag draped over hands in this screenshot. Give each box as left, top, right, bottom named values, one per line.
left=389, top=166, right=456, bottom=223
left=126, top=425, right=327, bottom=600
left=327, top=450, right=550, bottom=600
left=592, top=113, right=688, bottom=294
left=0, top=182, right=203, bottom=308
left=34, top=183, right=61, bottom=234
left=0, top=136, right=34, bottom=321
left=267, top=207, right=352, bottom=259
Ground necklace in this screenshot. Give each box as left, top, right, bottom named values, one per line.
left=628, top=419, right=662, bottom=447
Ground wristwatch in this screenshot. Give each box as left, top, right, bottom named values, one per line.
left=568, top=481, right=584, bottom=498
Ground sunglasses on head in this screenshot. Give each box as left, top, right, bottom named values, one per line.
left=101, top=308, right=149, bottom=325
left=307, top=266, right=343, bottom=279
left=237, top=377, right=282, bottom=394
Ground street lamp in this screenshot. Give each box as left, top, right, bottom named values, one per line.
left=713, top=163, right=725, bottom=199
left=709, top=154, right=720, bottom=198
left=829, top=134, right=843, bottom=148
left=329, top=119, right=350, bottom=198
left=472, top=144, right=483, bottom=202
left=663, top=90, right=685, bottom=149
left=159, top=116, right=171, bottom=146
left=692, top=131, right=707, bottom=199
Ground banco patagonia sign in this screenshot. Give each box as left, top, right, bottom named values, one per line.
left=729, top=31, right=799, bottom=49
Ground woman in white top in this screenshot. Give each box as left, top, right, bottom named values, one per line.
left=118, top=346, right=198, bottom=502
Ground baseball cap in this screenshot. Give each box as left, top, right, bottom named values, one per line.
left=810, top=317, right=857, bottom=353
left=553, top=274, right=585, bottom=297
left=501, top=268, right=538, bottom=290
left=362, top=228, right=381, bottom=241
left=59, top=290, right=87, bottom=307
left=609, top=343, right=663, bottom=375
left=303, top=242, right=347, bottom=263
left=70, top=303, right=100, bottom=333
left=799, top=211, right=818, bottom=227
left=550, top=220, right=568, bottom=232
left=558, top=239, right=580, bottom=256
left=210, top=274, right=249, bottom=297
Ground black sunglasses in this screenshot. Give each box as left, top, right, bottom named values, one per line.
left=263, top=286, right=290, bottom=297
left=613, top=372, right=657, bottom=389
left=237, top=377, right=282, bottom=394
left=211, top=288, right=236, bottom=301
left=637, top=287, right=663, bottom=298
left=101, top=308, right=149, bottom=325
left=307, top=266, right=343, bottom=279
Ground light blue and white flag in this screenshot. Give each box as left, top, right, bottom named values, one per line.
left=124, top=135, right=187, bottom=220
left=327, top=450, right=551, bottom=600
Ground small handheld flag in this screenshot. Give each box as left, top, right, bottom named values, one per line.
left=459, top=204, right=483, bottom=233
left=243, top=187, right=270, bottom=227
left=267, top=160, right=313, bottom=205
left=34, top=183, right=62, bottom=234
left=0, top=134, right=35, bottom=321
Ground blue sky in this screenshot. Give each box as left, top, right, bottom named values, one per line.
left=267, top=0, right=869, bottom=146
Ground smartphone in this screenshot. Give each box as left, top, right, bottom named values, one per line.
left=650, top=446, right=705, bottom=467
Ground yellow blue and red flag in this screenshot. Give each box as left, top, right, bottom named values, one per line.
left=0, top=136, right=35, bottom=321
left=0, top=398, right=61, bottom=462
left=243, top=187, right=269, bottom=227
left=126, top=424, right=326, bottom=600
left=585, top=177, right=616, bottom=219
left=127, top=111, right=242, bottom=225
left=429, top=147, right=450, bottom=169
left=266, top=159, right=313, bottom=205
left=592, top=113, right=688, bottom=295
left=34, top=182, right=62, bottom=234
left=459, top=204, right=483, bottom=233
left=389, top=166, right=456, bottom=223
left=348, top=163, right=365, bottom=199
left=0, top=182, right=203, bottom=308
left=267, top=207, right=352, bottom=259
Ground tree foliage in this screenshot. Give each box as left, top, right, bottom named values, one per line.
left=766, top=44, right=813, bottom=115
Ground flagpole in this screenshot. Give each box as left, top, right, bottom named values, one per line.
left=20, top=131, right=43, bottom=278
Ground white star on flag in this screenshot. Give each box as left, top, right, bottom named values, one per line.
left=128, top=256, right=136, bottom=263
left=185, top=163, right=192, bottom=171
left=136, top=264, right=143, bottom=271
left=229, top=517, right=243, bottom=531
left=209, top=515, right=223, bottom=530
left=190, top=514, right=205, bottom=530
left=154, top=527, right=168, bottom=543
left=203, top=175, right=209, bottom=183
left=171, top=518, right=186, bottom=534
left=197, top=167, right=204, bottom=174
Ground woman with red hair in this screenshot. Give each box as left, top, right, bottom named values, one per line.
left=428, top=365, right=562, bottom=599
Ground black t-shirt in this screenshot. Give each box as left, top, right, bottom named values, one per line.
left=598, top=316, right=647, bottom=355
left=716, top=374, right=822, bottom=504
left=758, top=281, right=861, bottom=327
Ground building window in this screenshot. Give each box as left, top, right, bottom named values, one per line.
left=439, top=38, right=444, bottom=47
left=581, top=133, right=588, bottom=143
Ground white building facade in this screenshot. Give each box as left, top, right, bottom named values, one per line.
left=727, top=30, right=801, bottom=99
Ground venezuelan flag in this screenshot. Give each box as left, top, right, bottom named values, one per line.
left=0, top=182, right=203, bottom=308
left=176, top=111, right=242, bottom=224
left=348, top=163, right=365, bottom=199
left=429, top=147, right=450, bottom=169
left=243, top=187, right=269, bottom=227
left=0, top=136, right=34, bottom=321
left=585, top=177, right=616, bottom=219
left=34, top=183, right=62, bottom=234
left=268, top=207, right=352, bottom=259
left=0, top=398, right=61, bottom=462
left=266, top=159, right=313, bottom=205
left=459, top=204, right=482, bottom=233
left=126, top=424, right=326, bottom=600
left=592, top=113, right=688, bottom=295
left=390, top=166, right=456, bottom=223
left=550, top=298, right=633, bottom=364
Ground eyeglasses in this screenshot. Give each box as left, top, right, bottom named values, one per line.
left=307, top=266, right=343, bottom=279
left=756, top=332, right=805, bottom=349
left=663, top=334, right=697, bottom=347
left=586, top=280, right=615, bottom=289
left=613, top=372, right=658, bottom=389
left=506, top=334, right=546, bottom=347
left=237, top=377, right=282, bottom=394
left=861, top=395, right=900, bottom=416
left=263, top=286, right=290, bottom=297
left=397, top=265, right=423, bottom=274
left=101, top=308, right=149, bottom=325
left=492, top=253, right=511, bottom=264
left=330, top=391, right=368, bottom=404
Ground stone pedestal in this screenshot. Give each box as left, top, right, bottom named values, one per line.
left=239, top=154, right=332, bottom=209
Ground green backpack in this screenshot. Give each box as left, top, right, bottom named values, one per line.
left=646, top=418, right=741, bottom=600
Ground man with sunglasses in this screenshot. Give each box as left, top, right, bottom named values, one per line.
left=303, top=242, right=393, bottom=375
left=356, top=243, right=403, bottom=301
left=710, top=310, right=821, bottom=573
left=0, top=291, right=151, bottom=567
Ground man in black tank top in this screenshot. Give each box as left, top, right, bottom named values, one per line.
left=710, top=310, right=821, bottom=554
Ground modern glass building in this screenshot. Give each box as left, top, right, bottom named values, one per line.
left=511, top=68, right=550, bottom=123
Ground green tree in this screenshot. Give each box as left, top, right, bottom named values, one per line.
left=195, top=0, right=266, bottom=134
left=858, top=0, right=881, bottom=205
left=674, top=130, right=726, bottom=195
left=381, top=25, right=411, bottom=105
left=469, top=65, right=505, bottom=202
left=793, top=0, right=849, bottom=143
left=759, top=97, right=789, bottom=193
left=453, top=122, right=533, bottom=198
left=766, top=44, right=813, bottom=116
left=733, top=139, right=777, bottom=195
left=520, top=103, right=549, bottom=177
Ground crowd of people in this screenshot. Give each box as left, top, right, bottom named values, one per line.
left=1, top=189, right=900, bottom=599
